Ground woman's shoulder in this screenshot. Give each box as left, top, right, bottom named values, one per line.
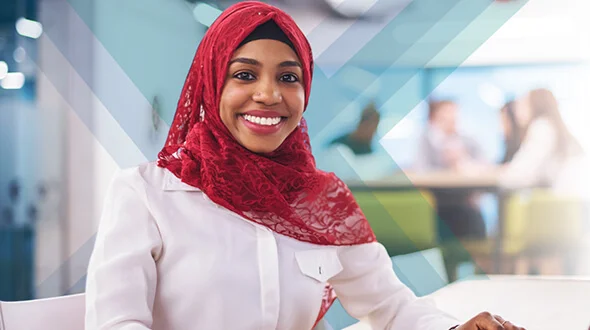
left=529, top=117, right=555, bottom=132
left=523, top=117, right=557, bottom=141
left=333, top=241, right=390, bottom=270
left=108, top=161, right=191, bottom=193
left=109, top=161, right=159, bottom=186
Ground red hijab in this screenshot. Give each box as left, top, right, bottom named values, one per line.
left=158, top=1, right=376, bottom=324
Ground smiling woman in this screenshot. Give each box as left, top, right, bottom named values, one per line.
left=84, top=2, right=524, bottom=330
left=219, top=21, right=305, bottom=153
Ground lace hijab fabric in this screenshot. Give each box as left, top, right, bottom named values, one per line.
left=157, top=1, right=376, bottom=325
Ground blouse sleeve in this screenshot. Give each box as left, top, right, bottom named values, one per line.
left=85, top=168, right=163, bottom=329
left=329, top=242, right=460, bottom=330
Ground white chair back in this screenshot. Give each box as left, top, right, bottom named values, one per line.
left=0, top=293, right=85, bottom=330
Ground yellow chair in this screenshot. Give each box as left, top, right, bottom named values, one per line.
left=353, top=190, right=437, bottom=256
left=525, top=191, right=585, bottom=249
left=516, top=191, right=587, bottom=274
left=451, top=190, right=588, bottom=276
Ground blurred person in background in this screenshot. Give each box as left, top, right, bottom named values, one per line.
left=499, top=88, right=588, bottom=195
left=499, top=100, right=524, bottom=164
left=415, top=100, right=486, bottom=173
left=414, top=100, right=488, bottom=241
left=330, top=101, right=380, bottom=155
left=317, top=101, right=396, bottom=181
left=498, top=88, right=590, bottom=276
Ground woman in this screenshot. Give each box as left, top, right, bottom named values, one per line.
left=500, top=88, right=586, bottom=193
left=85, top=2, right=523, bottom=329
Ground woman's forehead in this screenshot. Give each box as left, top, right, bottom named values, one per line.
left=230, top=39, right=302, bottom=66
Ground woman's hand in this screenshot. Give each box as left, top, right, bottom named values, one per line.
left=456, top=312, right=526, bottom=330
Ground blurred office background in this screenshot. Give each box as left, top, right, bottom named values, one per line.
left=1, top=0, right=589, bottom=327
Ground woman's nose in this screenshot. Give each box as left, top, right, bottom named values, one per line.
left=252, top=79, right=282, bottom=105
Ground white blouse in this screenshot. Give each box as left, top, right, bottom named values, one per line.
left=499, top=118, right=561, bottom=189
left=84, top=162, right=459, bottom=330
left=499, top=117, right=590, bottom=192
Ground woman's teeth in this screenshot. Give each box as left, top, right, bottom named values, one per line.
left=242, top=114, right=282, bottom=126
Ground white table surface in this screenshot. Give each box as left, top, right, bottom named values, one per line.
left=344, top=275, right=590, bottom=330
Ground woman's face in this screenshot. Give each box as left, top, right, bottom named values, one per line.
left=514, top=94, right=532, bottom=128
left=431, top=103, right=458, bottom=135
left=219, top=39, right=305, bottom=154
left=500, top=108, right=512, bottom=138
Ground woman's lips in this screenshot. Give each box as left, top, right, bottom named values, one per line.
left=239, top=113, right=286, bottom=135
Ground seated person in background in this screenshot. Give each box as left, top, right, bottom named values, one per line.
left=414, top=100, right=485, bottom=173
left=499, top=88, right=589, bottom=196
left=317, top=102, right=395, bottom=181
left=330, top=101, right=380, bottom=155
left=414, top=100, right=488, bottom=241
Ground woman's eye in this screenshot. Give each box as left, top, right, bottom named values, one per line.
left=234, top=72, right=255, bottom=81
left=280, top=74, right=299, bottom=83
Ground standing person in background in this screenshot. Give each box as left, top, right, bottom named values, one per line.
left=414, top=100, right=488, bottom=241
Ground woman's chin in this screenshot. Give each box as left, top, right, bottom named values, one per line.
left=240, top=139, right=282, bottom=154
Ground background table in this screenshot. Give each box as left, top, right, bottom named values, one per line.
left=347, top=170, right=508, bottom=273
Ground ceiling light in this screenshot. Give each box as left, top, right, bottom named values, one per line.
left=16, top=18, right=43, bottom=39
left=323, top=0, right=412, bottom=18
left=0, top=61, right=8, bottom=79
left=1, top=72, right=25, bottom=90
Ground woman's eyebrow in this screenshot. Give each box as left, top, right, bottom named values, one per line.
left=229, top=57, right=260, bottom=66
left=228, top=57, right=302, bottom=69
left=279, top=60, right=302, bottom=68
